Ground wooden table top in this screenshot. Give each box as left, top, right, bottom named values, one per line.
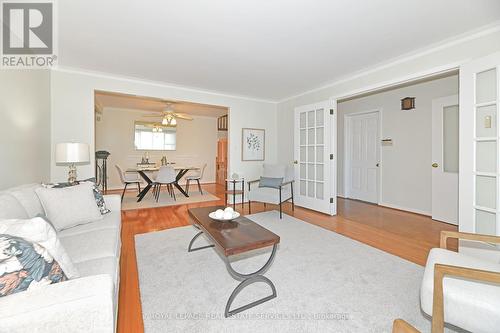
left=188, top=206, right=280, bottom=257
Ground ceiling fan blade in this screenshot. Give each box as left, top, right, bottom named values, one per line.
left=143, top=114, right=163, bottom=117
left=173, top=113, right=193, bottom=120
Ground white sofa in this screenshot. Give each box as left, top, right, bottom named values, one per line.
left=0, top=183, right=121, bottom=333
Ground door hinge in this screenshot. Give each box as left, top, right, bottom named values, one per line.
left=330, top=154, right=334, bottom=160
left=330, top=109, right=334, bottom=115
left=330, top=197, right=334, bottom=203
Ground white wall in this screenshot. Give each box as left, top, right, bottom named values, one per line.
left=50, top=69, right=278, bottom=193
left=0, top=70, right=51, bottom=189
left=95, top=107, right=218, bottom=189
left=338, top=75, right=458, bottom=214
left=277, top=27, right=500, bottom=166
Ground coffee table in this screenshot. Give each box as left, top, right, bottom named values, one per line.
left=187, top=206, right=280, bottom=317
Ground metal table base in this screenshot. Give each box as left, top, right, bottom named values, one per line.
left=187, top=229, right=278, bottom=317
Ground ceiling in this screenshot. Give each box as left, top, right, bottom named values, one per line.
left=59, top=1, right=500, bottom=101
left=95, top=91, right=228, bottom=117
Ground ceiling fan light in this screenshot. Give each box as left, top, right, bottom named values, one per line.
left=162, top=117, right=168, bottom=125
left=170, top=117, right=177, bottom=126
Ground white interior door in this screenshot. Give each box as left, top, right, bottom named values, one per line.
left=432, top=95, right=459, bottom=225
left=459, top=51, right=500, bottom=260
left=294, top=100, right=336, bottom=215
left=460, top=51, right=500, bottom=239
left=345, top=111, right=379, bottom=203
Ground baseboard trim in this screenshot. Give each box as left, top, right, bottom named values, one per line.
left=378, top=201, right=431, bottom=217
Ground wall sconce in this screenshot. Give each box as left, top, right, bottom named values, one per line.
left=401, top=97, right=415, bottom=110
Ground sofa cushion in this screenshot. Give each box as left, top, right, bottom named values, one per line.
left=0, top=234, right=68, bottom=297
left=8, top=184, right=45, bottom=218
left=59, top=228, right=120, bottom=263
left=0, top=193, right=28, bottom=220
left=248, top=186, right=292, bottom=204
left=75, top=256, right=118, bottom=282
left=35, top=183, right=103, bottom=231
left=0, top=217, right=79, bottom=279
left=57, top=211, right=120, bottom=237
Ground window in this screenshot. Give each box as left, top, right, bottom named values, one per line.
left=134, top=122, right=176, bottom=150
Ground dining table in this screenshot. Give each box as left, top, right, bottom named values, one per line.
left=126, top=166, right=200, bottom=202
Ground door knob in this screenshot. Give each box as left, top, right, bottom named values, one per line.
left=432, top=163, right=439, bottom=168
left=376, top=163, right=380, bottom=167
left=293, top=160, right=298, bottom=164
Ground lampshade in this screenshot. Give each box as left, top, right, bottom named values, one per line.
left=55, top=143, right=90, bottom=164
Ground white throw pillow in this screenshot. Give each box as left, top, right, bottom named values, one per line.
left=35, top=183, right=103, bottom=231
left=0, top=217, right=79, bottom=279
left=9, top=183, right=45, bottom=217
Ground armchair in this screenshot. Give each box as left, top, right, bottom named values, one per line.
left=393, top=231, right=500, bottom=333
left=247, top=164, right=295, bottom=219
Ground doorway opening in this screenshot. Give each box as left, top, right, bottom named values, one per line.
left=93, top=90, right=229, bottom=208
left=336, top=71, right=459, bottom=225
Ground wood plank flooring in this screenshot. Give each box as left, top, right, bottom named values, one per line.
left=114, top=183, right=457, bottom=333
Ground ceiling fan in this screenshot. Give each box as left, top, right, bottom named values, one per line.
left=143, top=103, right=193, bottom=126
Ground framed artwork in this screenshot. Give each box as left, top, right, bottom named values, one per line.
left=242, top=128, right=265, bottom=161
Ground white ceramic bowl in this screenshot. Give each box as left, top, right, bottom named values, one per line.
left=209, top=210, right=240, bottom=222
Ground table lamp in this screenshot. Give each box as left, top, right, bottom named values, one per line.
left=55, top=143, right=90, bottom=183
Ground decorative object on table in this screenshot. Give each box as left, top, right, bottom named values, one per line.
left=231, top=172, right=240, bottom=180
left=185, top=163, right=207, bottom=195
left=209, top=207, right=240, bottom=222
left=95, top=150, right=110, bottom=193
left=225, top=177, right=244, bottom=210
left=248, top=164, right=294, bottom=219
left=241, top=128, right=265, bottom=161
left=161, top=156, right=167, bottom=166
left=0, top=234, right=68, bottom=297
left=115, top=165, right=142, bottom=202
left=401, top=97, right=416, bottom=110
left=55, top=143, right=90, bottom=183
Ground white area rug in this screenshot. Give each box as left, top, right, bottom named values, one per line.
left=121, top=190, right=220, bottom=211
left=135, top=210, right=435, bottom=333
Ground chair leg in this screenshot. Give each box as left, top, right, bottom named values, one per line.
left=121, top=183, right=128, bottom=202
left=186, top=180, right=190, bottom=195
left=156, top=185, right=161, bottom=202
left=279, top=202, right=283, bottom=219
left=137, top=182, right=141, bottom=195
left=197, top=179, right=203, bottom=195
left=172, top=184, right=176, bottom=201
left=248, top=200, right=251, bottom=214
left=291, top=183, right=295, bottom=211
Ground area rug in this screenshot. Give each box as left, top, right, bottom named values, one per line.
left=135, top=210, right=436, bottom=333
left=121, top=190, right=220, bottom=211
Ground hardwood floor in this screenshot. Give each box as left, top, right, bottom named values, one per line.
left=114, top=183, right=457, bottom=333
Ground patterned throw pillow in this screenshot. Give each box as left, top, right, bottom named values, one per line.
left=42, top=178, right=111, bottom=215
left=0, top=234, right=67, bottom=297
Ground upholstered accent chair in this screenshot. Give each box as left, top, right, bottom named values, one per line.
left=247, top=164, right=295, bottom=218
left=393, top=231, right=500, bottom=333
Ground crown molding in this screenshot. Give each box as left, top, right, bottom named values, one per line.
left=51, top=66, right=277, bottom=104
left=278, top=20, right=500, bottom=103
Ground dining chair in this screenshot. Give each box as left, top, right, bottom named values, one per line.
left=153, top=165, right=177, bottom=202
left=115, top=164, right=141, bottom=202
left=185, top=163, right=207, bottom=195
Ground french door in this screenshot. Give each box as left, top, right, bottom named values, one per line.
left=293, top=100, right=336, bottom=215
left=431, top=95, right=459, bottom=225
left=460, top=52, right=500, bottom=247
